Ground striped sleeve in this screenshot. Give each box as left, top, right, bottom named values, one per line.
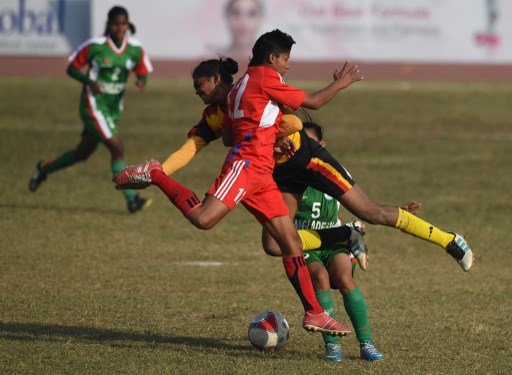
left=68, top=44, right=90, bottom=69
left=68, top=37, right=105, bottom=69
left=134, top=48, right=153, bottom=75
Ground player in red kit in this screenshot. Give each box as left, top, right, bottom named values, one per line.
left=114, top=29, right=362, bottom=336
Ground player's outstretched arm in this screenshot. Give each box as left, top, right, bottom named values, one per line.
left=161, top=136, right=208, bottom=175
left=301, top=61, right=363, bottom=110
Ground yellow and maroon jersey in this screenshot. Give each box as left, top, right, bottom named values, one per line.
left=187, top=103, right=225, bottom=144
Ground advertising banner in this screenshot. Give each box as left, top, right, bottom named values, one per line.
left=0, top=0, right=90, bottom=56
left=2, top=0, right=510, bottom=63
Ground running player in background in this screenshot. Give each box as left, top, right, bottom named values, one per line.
left=28, top=6, right=152, bottom=213
left=115, top=29, right=363, bottom=336
left=265, top=122, right=384, bottom=362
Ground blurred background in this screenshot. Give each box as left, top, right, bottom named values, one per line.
left=1, top=0, right=511, bottom=81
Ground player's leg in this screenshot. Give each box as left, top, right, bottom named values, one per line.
left=29, top=132, right=98, bottom=192
left=305, top=146, right=473, bottom=271
left=306, top=255, right=342, bottom=361
left=338, top=184, right=474, bottom=271
left=328, top=252, right=384, bottom=361
left=261, top=214, right=351, bottom=336
left=115, top=158, right=237, bottom=228
left=104, top=136, right=151, bottom=213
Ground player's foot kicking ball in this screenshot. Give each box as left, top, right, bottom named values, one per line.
left=303, top=311, right=352, bottom=336
left=127, top=194, right=152, bottom=213
left=360, top=340, right=384, bottom=361
left=114, top=159, right=162, bottom=190
left=446, top=233, right=474, bottom=272
left=325, top=343, right=343, bottom=362
left=28, top=161, right=47, bottom=192
left=347, top=221, right=368, bottom=271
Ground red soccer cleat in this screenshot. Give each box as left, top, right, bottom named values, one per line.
left=303, top=311, right=352, bottom=336
left=114, top=159, right=162, bottom=190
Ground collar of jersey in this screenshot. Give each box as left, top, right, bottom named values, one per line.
left=107, top=35, right=128, bottom=55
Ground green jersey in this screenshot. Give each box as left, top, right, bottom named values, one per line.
left=295, top=187, right=341, bottom=230
left=69, top=35, right=152, bottom=141
left=295, top=187, right=354, bottom=268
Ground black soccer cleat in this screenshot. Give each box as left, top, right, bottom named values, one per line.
left=28, top=161, right=47, bottom=192
left=127, top=194, right=152, bottom=213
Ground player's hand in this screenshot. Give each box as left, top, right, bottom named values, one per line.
left=89, top=82, right=103, bottom=95
left=399, top=201, right=422, bottom=215
left=333, top=61, right=363, bottom=90
left=274, top=137, right=296, bottom=158
left=135, top=79, right=145, bottom=93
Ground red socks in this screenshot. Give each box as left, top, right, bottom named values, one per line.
left=282, top=255, right=324, bottom=314
left=150, top=169, right=201, bottom=217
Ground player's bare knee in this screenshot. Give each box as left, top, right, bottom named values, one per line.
left=338, top=275, right=356, bottom=292
left=192, top=215, right=217, bottom=230
left=310, top=269, right=330, bottom=290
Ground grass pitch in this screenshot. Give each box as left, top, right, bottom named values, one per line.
left=1, top=76, right=511, bottom=374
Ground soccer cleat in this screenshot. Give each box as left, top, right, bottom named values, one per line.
left=325, top=343, right=343, bottom=362
left=346, top=221, right=368, bottom=271
left=28, top=161, right=47, bottom=192
left=127, top=194, right=152, bottom=213
left=303, top=311, right=352, bottom=337
left=114, top=159, right=162, bottom=190
left=360, top=340, right=384, bottom=361
left=446, top=233, right=474, bottom=272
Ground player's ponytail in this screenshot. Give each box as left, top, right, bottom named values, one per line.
left=128, top=22, right=136, bottom=35
left=192, top=57, right=239, bottom=85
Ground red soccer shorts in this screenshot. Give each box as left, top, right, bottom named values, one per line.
left=206, top=159, right=289, bottom=223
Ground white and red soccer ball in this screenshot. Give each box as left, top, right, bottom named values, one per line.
left=248, top=310, right=290, bottom=351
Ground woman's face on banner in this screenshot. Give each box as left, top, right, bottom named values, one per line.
left=226, top=0, right=263, bottom=46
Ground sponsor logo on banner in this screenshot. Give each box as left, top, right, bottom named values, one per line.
left=0, top=0, right=89, bottom=56
left=474, top=0, right=501, bottom=51
left=0, top=0, right=65, bottom=35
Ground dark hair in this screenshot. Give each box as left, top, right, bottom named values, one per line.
left=104, top=6, right=136, bottom=35
left=300, top=110, right=324, bottom=141
left=192, top=57, right=239, bottom=85
left=249, top=29, right=295, bottom=66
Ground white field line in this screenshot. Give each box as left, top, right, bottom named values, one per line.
left=169, top=261, right=224, bottom=267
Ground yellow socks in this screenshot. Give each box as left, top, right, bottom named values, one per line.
left=298, top=227, right=350, bottom=251
left=298, top=229, right=322, bottom=250
left=395, top=208, right=455, bottom=249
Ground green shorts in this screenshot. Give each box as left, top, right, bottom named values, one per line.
left=79, top=92, right=122, bottom=142
left=304, top=247, right=356, bottom=273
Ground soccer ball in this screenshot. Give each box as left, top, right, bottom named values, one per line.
left=248, top=310, right=290, bottom=351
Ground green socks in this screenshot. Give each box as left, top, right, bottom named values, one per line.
left=111, top=159, right=137, bottom=203
left=315, top=290, right=339, bottom=345
left=41, top=150, right=77, bottom=174
left=342, top=287, right=372, bottom=345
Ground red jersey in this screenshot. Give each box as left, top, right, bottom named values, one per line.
left=225, top=65, right=306, bottom=172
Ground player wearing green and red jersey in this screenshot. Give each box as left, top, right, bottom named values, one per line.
left=266, top=122, right=384, bottom=362
left=28, top=6, right=152, bottom=213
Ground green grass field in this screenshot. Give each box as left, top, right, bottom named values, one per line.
left=1, top=76, right=511, bottom=374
